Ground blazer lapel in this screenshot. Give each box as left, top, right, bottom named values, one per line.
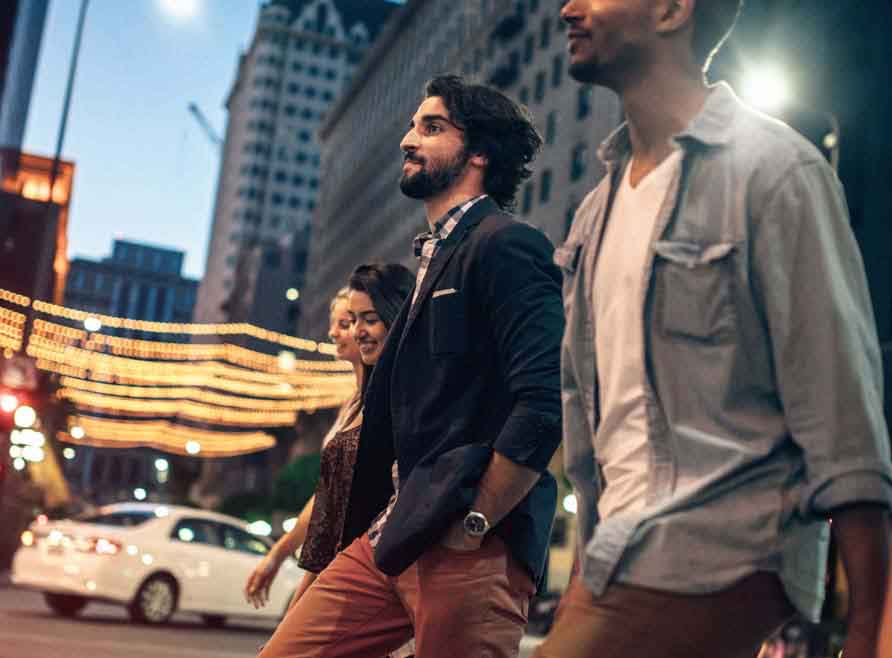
left=399, top=197, right=497, bottom=342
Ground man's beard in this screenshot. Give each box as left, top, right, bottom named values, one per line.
left=568, top=58, right=602, bottom=84
left=399, top=148, right=470, bottom=200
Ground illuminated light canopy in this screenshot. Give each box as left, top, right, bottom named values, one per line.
left=13, top=405, right=36, bottom=428
left=0, top=394, right=18, bottom=413
left=83, top=316, right=102, bottom=333
left=0, top=286, right=357, bottom=458
left=154, top=458, right=169, bottom=472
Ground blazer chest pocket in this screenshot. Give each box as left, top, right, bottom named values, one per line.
left=431, top=291, right=468, bottom=356
left=653, top=241, right=736, bottom=341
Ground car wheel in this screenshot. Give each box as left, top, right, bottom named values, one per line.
left=128, top=574, right=178, bottom=624
left=201, top=614, right=227, bottom=628
left=44, top=592, right=88, bottom=617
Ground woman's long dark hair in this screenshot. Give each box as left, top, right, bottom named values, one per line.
left=347, top=263, right=414, bottom=396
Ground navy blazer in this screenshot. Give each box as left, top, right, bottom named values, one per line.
left=342, top=197, right=564, bottom=583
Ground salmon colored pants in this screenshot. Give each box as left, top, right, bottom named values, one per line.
left=532, top=571, right=795, bottom=658
left=259, top=532, right=535, bottom=658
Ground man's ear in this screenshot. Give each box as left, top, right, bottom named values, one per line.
left=469, top=152, right=488, bottom=169
left=656, top=0, right=695, bottom=36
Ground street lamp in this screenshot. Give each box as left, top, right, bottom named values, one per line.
left=741, top=65, right=840, bottom=173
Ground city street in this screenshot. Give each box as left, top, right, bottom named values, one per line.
left=0, top=577, right=544, bottom=658
left=0, top=580, right=275, bottom=658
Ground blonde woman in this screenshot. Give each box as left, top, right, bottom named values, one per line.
left=244, top=288, right=362, bottom=609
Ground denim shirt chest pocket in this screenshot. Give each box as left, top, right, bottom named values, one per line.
left=652, top=240, right=737, bottom=342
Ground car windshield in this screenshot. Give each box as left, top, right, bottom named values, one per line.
left=74, top=510, right=157, bottom=527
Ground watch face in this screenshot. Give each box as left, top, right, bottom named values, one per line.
left=464, top=512, right=488, bottom=536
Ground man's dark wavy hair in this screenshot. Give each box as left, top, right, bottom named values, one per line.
left=424, top=75, right=542, bottom=210
left=692, top=0, right=744, bottom=73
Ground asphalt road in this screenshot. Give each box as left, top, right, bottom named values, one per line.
left=0, top=580, right=544, bottom=658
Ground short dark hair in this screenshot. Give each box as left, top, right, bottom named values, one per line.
left=347, top=263, right=414, bottom=330
left=424, top=75, right=542, bottom=210
left=692, top=0, right=743, bottom=73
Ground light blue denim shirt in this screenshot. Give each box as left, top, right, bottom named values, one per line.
left=556, top=82, right=892, bottom=621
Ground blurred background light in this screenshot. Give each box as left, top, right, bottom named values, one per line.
left=741, top=65, right=791, bottom=111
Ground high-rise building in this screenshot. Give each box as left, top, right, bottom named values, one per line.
left=0, top=0, right=49, bottom=149
left=193, top=0, right=398, bottom=343
left=65, top=239, right=199, bottom=340
left=301, top=0, right=622, bottom=339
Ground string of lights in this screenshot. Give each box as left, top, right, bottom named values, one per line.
left=0, top=287, right=354, bottom=457
left=59, top=417, right=276, bottom=457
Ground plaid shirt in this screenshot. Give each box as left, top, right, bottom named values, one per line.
left=368, top=194, right=488, bottom=548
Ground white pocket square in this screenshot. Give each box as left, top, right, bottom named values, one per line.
left=432, top=288, right=458, bottom=298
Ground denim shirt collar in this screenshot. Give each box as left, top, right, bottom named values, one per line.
left=597, top=82, right=740, bottom=165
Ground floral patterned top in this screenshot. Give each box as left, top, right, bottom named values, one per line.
left=298, top=425, right=362, bottom=573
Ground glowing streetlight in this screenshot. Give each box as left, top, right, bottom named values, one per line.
left=63, top=447, right=76, bottom=460
left=70, top=425, right=85, bottom=440
left=741, top=65, right=840, bottom=173
left=13, top=405, right=36, bottom=428
left=154, top=458, right=169, bottom=472
left=83, top=316, right=102, bottom=332
left=286, top=288, right=300, bottom=302
left=741, top=66, right=791, bottom=112
left=159, top=0, right=199, bottom=21
left=133, top=487, right=147, bottom=501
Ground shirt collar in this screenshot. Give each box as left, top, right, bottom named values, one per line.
left=598, top=82, right=742, bottom=165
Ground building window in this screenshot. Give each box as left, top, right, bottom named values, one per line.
left=292, top=175, right=305, bottom=187
left=570, top=143, right=588, bottom=181
left=552, top=54, right=563, bottom=87
left=540, top=18, right=551, bottom=48
left=272, top=193, right=284, bottom=206
left=519, top=86, right=529, bottom=105
left=522, top=182, right=533, bottom=215
left=540, top=169, right=552, bottom=204
left=578, top=86, right=591, bottom=119
left=285, top=104, right=296, bottom=116
left=546, top=111, right=557, bottom=145
left=293, top=39, right=305, bottom=51
left=289, top=196, right=302, bottom=209
left=275, top=170, right=287, bottom=183
left=325, top=69, right=337, bottom=80
left=534, top=71, right=546, bottom=102
left=299, top=131, right=311, bottom=142
left=305, top=86, right=317, bottom=98
left=291, top=61, right=303, bottom=72
left=523, top=34, right=534, bottom=63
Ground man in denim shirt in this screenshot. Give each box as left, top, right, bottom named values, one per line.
left=534, top=2, right=892, bottom=658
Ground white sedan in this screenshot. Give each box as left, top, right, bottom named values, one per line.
left=11, top=502, right=303, bottom=626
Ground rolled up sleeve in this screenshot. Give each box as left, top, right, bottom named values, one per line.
left=478, top=222, right=565, bottom=473
left=753, top=159, right=892, bottom=518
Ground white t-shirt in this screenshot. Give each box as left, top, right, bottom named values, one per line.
left=593, top=150, right=683, bottom=520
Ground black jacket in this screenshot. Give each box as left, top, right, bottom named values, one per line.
left=343, top=197, right=564, bottom=582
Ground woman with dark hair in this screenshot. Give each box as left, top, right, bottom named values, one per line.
left=285, top=263, right=414, bottom=608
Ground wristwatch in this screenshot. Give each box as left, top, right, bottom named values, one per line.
left=463, top=510, right=490, bottom=538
